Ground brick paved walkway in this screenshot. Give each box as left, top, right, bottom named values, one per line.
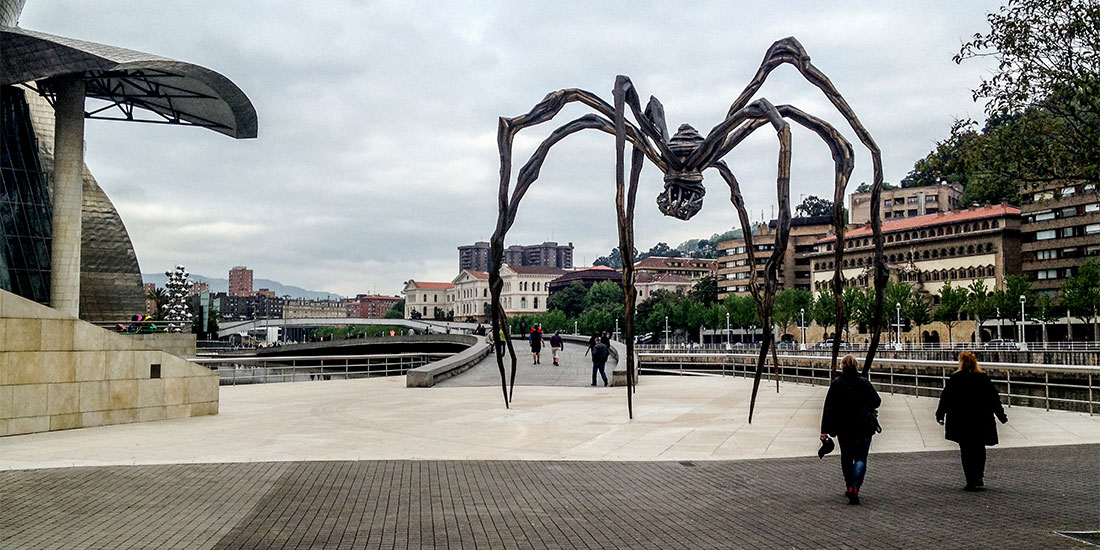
left=3, top=444, right=1097, bottom=549
left=438, top=341, right=615, bottom=387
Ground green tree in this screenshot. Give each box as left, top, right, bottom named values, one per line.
left=547, top=281, right=589, bottom=318
left=772, top=288, right=812, bottom=341
left=900, top=121, right=978, bottom=190
left=146, top=285, right=168, bottom=319
left=645, top=242, right=678, bottom=258
left=1031, top=293, right=1060, bottom=343
left=1060, top=259, right=1100, bottom=341
left=811, top=289, right=838, bottom=336
left=956, top=0, right=1100, bottom=185
left=854, top=181, right=897, bottom=194
left=908, top=294, right=932, bottom=343
left=689, top=275, right=719, bottom=306
left=586, top=280, right=624, bottom=310
left=795, top=195, right=834, bottom=217
left=593, top=246, right=637, bottom=269
left=963, top=279, right=995, bottom=343
left=841, top=286, right=872, bottom=342
left=935, top=281, right=968, bottom=343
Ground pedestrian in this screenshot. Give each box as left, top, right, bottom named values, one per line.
left=520, top=319, right=529, bottom=339
left=585, top=332, right=599, bottom=356
left=550, top=330, right=564, bottom=366
left=591, top=336, right=609, bottom=386
left=820, top=354, right=882, bottom=505
left=529, top=324, right=543, bottom=364
left=936, top=351, right=1008, bottom=492
left=496, top=328, right=507, bottom=356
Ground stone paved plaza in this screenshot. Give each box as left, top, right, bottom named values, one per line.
left=3, top=366, right=1100, bottom=548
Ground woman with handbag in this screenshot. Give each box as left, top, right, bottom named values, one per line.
left=820, top=354, right=882, bottom=505
left=936, top=351, right=1008, bottom=492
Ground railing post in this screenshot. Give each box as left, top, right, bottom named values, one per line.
left=1089, top=373, right=1094, bottom=416
left=1045, top=371, right=1050, bottom=411
left=889, top=364, right=895, bottom=394
left=1006, top=370, right=1012, bottom=408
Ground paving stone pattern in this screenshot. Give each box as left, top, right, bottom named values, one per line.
left=437, top=341, right=615, bottom=388
left=2, top=444, right=1098, bottom=549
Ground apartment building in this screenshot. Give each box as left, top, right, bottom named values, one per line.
left=717, top=217, right=833, bottom=298
left=1019, top=180, right=1100, bottom=294
left=848, top=183, right=963, bottom=225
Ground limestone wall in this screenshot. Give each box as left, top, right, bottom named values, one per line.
left=1, top=289, right=218, bottom=437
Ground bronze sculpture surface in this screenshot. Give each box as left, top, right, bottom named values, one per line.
left=489, top=37, right=886, bottom=421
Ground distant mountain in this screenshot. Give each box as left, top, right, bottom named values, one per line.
left=141, top=273, right=343, bottom=301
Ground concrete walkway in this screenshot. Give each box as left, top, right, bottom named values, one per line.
left=437, top=341, right=613, bottom=387
left=3, top=374, right=1099, bottom=470
left=4, top=374, right=1100, bottom=549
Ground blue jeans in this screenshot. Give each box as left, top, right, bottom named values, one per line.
left=592, top=362, right=607, bottom=385
left=838, top=436, right=872, bottom=490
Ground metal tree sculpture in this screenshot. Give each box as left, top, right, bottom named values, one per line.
left=489, top=37, right=887, bottom=421
left=163, top=265, right=195, bottom=333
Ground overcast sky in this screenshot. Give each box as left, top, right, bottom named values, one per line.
left=20, top=1, right=1002, bottom=297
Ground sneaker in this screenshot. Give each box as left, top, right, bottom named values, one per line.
left=846, top=488, right=860, bottom=505
left=604, top=380, right=609, bottom=386
left=590, top=383, right=597, bottom=386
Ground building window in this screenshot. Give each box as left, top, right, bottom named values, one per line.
left=1087, top=224, right=1100, bottom=235
left=534, top=297, right=539, bottom=309
left=1036, top=229, right=1056, bottom=241
left=1036, top=250, right=1056, bottom=260
left=1087, top=203, right=1100, bottom=213
left=1034, top=210, right=1055, bottom=221
left=521, top=297, right=527, bottom=309
left=1034, top=190, right=1055, bottom=202
left=926, top=195, right=938, bottom=203
left=1061, top=186, right=1077, bottom=198
left=908, top=196, right=919, bottom=204
left=1087, top=245, right=1100, bottom=256
left=1062, top=207, right=1078, bottom=218
left=1037, top=269, right=1059, bottom=280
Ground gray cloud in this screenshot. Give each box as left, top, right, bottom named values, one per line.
left=20, top=0, right=1002, bottom=295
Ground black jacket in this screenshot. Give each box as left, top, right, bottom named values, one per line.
left=820, top=373, right=881, bottom=439
left=591, top=343, right=610, bottom=364
left=936, top=371, right=1006, bottom=446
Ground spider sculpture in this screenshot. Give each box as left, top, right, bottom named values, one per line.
left=488, top=37, right=887, bottom=421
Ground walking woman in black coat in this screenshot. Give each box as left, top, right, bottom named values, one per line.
left=820, top=355, right=882, bottom=505
left=936, top=351, right=1008, bottom=491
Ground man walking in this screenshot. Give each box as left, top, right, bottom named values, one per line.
left=550, top=330, right=564, bottom=366
left=591, top=336, right=609, bottom=387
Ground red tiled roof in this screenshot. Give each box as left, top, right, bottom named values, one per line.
left=463, top=270, right=490, bottom=279
left=407, top=281, right=454, bottom=290
left=818, top=204, right=1020, bottom=243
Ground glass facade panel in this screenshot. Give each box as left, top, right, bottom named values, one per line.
left=1, top=86, right=52, bottom=305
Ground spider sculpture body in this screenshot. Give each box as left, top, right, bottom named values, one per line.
left=489, top=37, right=887, bottom=421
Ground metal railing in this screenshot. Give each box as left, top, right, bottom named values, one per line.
left=191, top=352, right=452, bottom=385
left=637, top=351, right=1099, bottom=415
left=636, top=341, right=1100, bottom=353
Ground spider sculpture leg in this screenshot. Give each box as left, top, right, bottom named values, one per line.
left=709, top=105, right=855, bottom=423
left=489, top=84, right=667, bottom=408
left=730, top=37, right=886, bottom=377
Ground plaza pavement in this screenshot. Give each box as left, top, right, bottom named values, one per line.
left=3, top=343, right=1100, bottom=548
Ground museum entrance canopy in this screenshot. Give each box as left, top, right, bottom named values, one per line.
left=1, top=26, right=257, bottom=139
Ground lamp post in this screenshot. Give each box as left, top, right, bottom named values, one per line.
left=895, top=302, right=903, bottom=351
left=664, top=315, right=670, bottom=350
left=1019, top=294, right=1028, bottom=350
left=799, top=307, right=806, bottom=350
left=574, top=320, right=578, bottom=335
left=614, top=318, right=620, bottom=343
left=750, top=324, right=757, bottom=346
left=725, top=312, right=731, bottom=351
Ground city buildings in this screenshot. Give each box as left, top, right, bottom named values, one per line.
left=229, top=266, right=254, bottom=297
left=635, top=272, right=691, bottom=301
left=345, top=294, right=402, bottom=318
left=283, top=298, right=346, bottom=319
left=547, top=266, right=622, bottom=294
left=848, top=183, right=963, bottom=225
left=458, top=241, right=574, bottom=272
left=717, top=217, right=833, bottom=298
left=633, top=256, right=717, bottom=282
left=403, top=280, right=456, bottom=319
left=809, top=204, right=1022, bottom=298
left=1019, top=180, right=1100, bottom=295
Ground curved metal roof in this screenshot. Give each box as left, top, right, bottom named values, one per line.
left=1, top=25, right=256, bottom=138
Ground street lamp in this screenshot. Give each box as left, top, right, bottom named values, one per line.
left=615, top=318, right=620, bottom=343
left=1019, top=294, right=1028, bottom=351
left=895, top=302, right=903, bottom=351
left=664, top=315, right=670, bottom=350
left=725, top=312, right=731, bottom=351
left=574, top=320, right=578, bottom=335
left=750, top=324, right=757, bottom=346
left=799, top=308, right=806, bottom=351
